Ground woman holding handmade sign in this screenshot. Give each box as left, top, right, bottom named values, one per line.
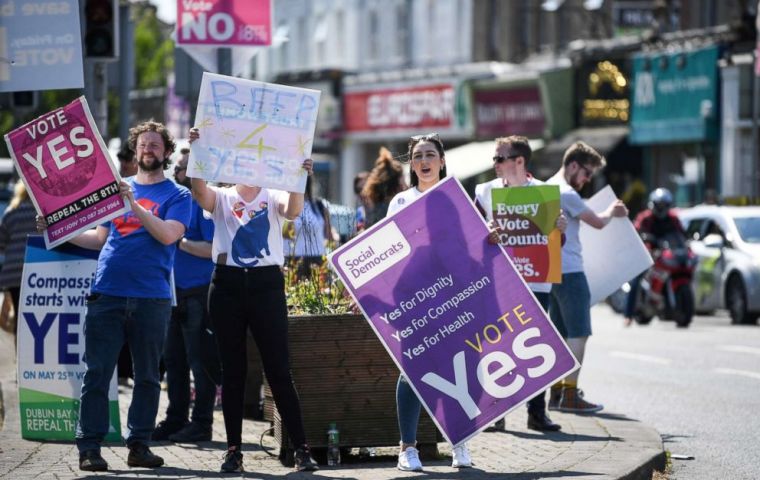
left=187, top=128, right=318, bottom=474
left=385, top=133, right=472, bottom=472
left=474, top=135, right=566, bottom=433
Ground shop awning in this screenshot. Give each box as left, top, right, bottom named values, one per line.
left=541, top=126, right=629, bottom=162
left=445, top=138, right=545, bottom=180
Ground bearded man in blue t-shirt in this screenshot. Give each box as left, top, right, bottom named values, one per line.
left=56, top=121, right=192, bottom=472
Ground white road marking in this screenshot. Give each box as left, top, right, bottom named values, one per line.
left=713, top=368, right=760, bottom=381
left=717, top=345, right=760, bottom=356
left=609, top=351, right=671, bottom=365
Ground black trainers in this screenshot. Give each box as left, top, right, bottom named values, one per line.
left=484, top=418, right=505, bottom=432
left=152, top=420, right=186, bottom=441
left=294, top=446, right=319, bottom=472
left=221, top=448, right=244, bottom=473
left=127, top=443, right=164, bottom=468
left=168, top=422, right=212, bottom=442
left=79, top=449, right=108, bottom=471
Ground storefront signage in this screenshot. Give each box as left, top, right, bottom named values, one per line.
left=630, top=45, right=719, bottom=144
left=578, top=60, right=630, bottom=126
left=473, top=87, right=545, bottom=138
left=344, top=84, right=455, bottom=132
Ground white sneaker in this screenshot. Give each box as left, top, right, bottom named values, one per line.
left=397, top=447, right=423, bottom=472
left=451, top=443, right=472, bottom=468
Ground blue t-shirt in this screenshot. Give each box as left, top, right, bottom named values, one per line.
left=175, top=201, right=215, bottom=290
left=93, top=178, right=192, bottom=299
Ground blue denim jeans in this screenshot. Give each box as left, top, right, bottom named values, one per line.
left=76, top=294, right=171, bottom=452
left=549, top=272, right=592, bottom=338
left=163, top=287, right=216, bottom=428
left=396, top=375, right=421, bottom=445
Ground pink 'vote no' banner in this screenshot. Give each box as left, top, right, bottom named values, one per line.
left=177, top=0, right=273, bottom=46
left=3, top=97, right=129, bottom=249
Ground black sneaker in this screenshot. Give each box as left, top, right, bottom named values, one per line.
left=79, top=449, right=108, bottom=471
left=484, top=418, right=505, bottom=432
left=294, top=446, right=319, bottom=472
left=221, top=448, right=244, bottom=473
left=168, top=422, right=212, bottom=442
left=127, top=443, right=164, bottom=468
left=152, top=420, right=186, bottom=441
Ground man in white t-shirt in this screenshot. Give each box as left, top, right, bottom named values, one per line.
left=474, top=135, right=563, bottom=432
left=546, top=141, right=628, bottom=413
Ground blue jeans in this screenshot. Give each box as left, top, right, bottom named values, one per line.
left=163, top=287, right=216, bottom=428
left=550, top=272, right=593, bottom=338
left=397, top=375, right=421, bottom=445
left=76, top=294, right=171, bottom=452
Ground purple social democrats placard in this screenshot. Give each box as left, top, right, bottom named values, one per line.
left=3, top=97, right=129, bottom=249
left=329, top=177, right=578, bottom=446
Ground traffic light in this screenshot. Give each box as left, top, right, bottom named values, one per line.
left=83, top=0, right=119, bottom=60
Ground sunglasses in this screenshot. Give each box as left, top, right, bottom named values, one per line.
left=410, top=132, right=441, bottom=142
left=174, top=165, right=187, bottom=172
left=493, top=154, right=521, bottom=164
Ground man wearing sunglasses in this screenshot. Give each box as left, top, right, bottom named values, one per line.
left=546, top=142, right=628, bottom=413
left=474, top=135, right=565, bottom=433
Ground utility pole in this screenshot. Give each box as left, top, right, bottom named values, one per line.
left=753, top=0, right=760, bottom=199
left=218, top=48, right=232, bottom=76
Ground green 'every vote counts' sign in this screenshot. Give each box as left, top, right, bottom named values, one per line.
left=491, top=185, right=562, bottom=284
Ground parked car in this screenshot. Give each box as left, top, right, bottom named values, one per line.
left=678, top=206, right=760, bottom=324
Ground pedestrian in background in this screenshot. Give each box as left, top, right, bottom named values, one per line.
left=38, top=120, right=192, bottom=472
left=283, top=175, right=334, bottom=280
left=386, top=133, right=472, bottom=472
left=547, top=141, right=628, bottom=413
left=361, top=147, right=406, bottom=228
left=0, top=182, right=37, bottom=348
left=117, top=141, right=137, bottom=178
left=188, top=128, right=319, bottom=473
left=353, top=170, right=369, bottom=232
left=152, top=147, right=219, bottom=443
left=475, top=135, right=564, bottom=433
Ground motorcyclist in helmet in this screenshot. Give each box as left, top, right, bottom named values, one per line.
left=624, top=188, right=687, bottom=325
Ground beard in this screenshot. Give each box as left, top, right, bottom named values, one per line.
left=138, top=154, right=165, bottom=172
left=568, top=172, right=586, bottom=191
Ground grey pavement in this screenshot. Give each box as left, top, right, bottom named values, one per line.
left=0, top=328, right=664, bottom=479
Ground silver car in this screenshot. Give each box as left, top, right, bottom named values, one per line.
left=678, top=206, right=760, bottom=324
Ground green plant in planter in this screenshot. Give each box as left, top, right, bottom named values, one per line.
left=284, top=256, right=353, bottom=315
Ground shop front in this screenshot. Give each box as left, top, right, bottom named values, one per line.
left=340, top=78, right=471, bottom=203
left=443, top=76, right=547, bottom=189
left=630, top=45, right=721, bottom=205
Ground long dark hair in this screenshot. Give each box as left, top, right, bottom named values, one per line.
left=407, top=133, right=447, bottom=188
left=361, top=147, right=406, bottom=207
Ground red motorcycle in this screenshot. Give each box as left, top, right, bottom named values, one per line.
left=633, top=232, right=698, bottom=328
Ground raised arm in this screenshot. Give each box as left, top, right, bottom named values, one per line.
left=279, top=159, right=313, bottom=220
left=187, top=127, right=216, bottom=213
left=578, top=200, right=628, bottom=230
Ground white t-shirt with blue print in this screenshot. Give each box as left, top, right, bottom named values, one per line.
left=208, top=186, right=288, bottom=268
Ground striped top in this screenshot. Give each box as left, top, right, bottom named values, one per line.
left=0, top=201, right=38, bottom=290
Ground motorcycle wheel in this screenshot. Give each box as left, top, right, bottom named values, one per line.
left=674, top=284, right=694, bottom=328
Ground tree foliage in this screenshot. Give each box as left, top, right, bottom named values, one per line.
left=133, top=6, right=174, bottom=89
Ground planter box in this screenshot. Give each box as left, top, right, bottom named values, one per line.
left=263, top=313, right=439, bottom=465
